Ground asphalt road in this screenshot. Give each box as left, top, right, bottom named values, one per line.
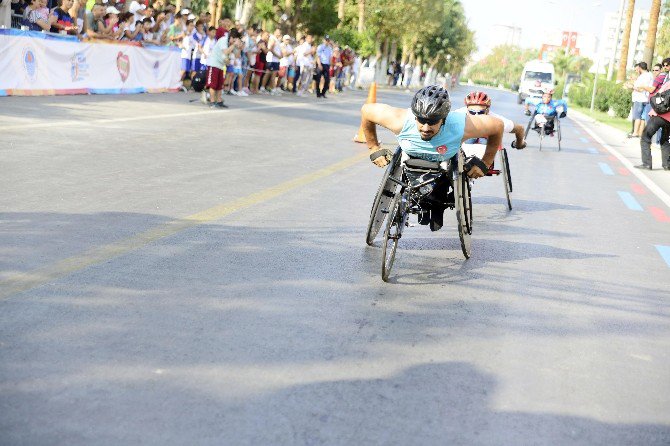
left=1, top=86, right=669, bottom=445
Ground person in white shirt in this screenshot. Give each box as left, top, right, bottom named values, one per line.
left=201, top=25, right=216, bottom=69
left=261, top=28, right=283, bottom=94
left=295, top=34, right=315, bottom=96
left=278, top=34, right=294, bottom=91
left=241, top=26, right=258, bottom=95
left=179, top=20, right=195, bottom=84
left=630, top=62, right=654, bottom=138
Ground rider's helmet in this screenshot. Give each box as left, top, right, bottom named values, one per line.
left=543, top=88, right=554, bottom=96
left=411, top=85, right=451, bottom=122
left=464, top=91, right=491, bottom=107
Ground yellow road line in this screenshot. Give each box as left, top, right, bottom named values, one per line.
left=0, top=152, right=368, bottom=300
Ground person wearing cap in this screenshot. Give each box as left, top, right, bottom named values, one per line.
left=128, top=0, right=144, bottom=23
left=102, top=5, right=122, bottom=37
left=315, top=34, right=333, bottom=98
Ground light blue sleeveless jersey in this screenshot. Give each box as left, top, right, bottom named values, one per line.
left=396, top=108, right=466, bottom=162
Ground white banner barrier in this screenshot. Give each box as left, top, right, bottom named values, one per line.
left=0, top=30, right=181, bottom=96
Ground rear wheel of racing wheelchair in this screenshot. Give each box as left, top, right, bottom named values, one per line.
left=454, top=151, right=472, bottom=259
left=556, top=118, right=562, bottom=151
left=366, top=147, right=402, bottom=246
left=500, top=148, right=512, bottom=210
left=381, top=189, right=406, bottom=282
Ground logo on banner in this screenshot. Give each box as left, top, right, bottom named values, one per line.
left=153, top=61, right=160, bottom=79
left=117, top=52, right=130, bottom=82
left=22, top=47, right=37, bottom=82
left=71, top=52, right=89, bottom=82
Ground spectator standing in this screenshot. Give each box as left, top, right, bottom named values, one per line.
left=278, top=34, right=294, bottom=91
left=206, top=27, right=240, bottom=108
left=251, top=33, right=267, bottom=94
left=262, top=29, right=283, bottom=94
left=27, top=0, right=56, bottom=31
left=331, top=46, right=343, bottom=93
left=179, top=20, right=195, bottom=85
left=629, top=62, right=653, bottom=138
left=241, top=25, right=258, bottom=95
left=315, top=34, right=332, bottom=98
left=50, top=0, right=77, bottom=33
left=638, top=62, right=670, bottom=171
left=166, top=12, right=183, bottom=46
left=191, top=20, right=206, bottom=74
left=84, top=3, right=108, bottom=38
left=295, top=34, right=314, bottom=96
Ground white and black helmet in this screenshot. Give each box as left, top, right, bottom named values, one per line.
left=411, top=85, right=451, bottom=121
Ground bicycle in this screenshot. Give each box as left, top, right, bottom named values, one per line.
left=366, top=148, right=473, bottom=281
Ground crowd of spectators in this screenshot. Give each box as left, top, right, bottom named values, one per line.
left=3, top=0, right=362, bottom=105
left=198, top=24, right=360, bottom=108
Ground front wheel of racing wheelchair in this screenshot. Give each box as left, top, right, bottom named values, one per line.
left=380, top=150, right=473, bottom=282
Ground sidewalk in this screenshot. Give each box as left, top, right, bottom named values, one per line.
left=569, top=108, right=670, bottom=209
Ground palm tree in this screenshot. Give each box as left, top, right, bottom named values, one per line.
left=338, top=0, right=345, bottom=28
left=357, top=0, right=364, bottom=33
left=239, top=0, right=255, bottom=26
left=643, top=0, right=662, bottom=65
left=616, top=0, right=636, bottom=82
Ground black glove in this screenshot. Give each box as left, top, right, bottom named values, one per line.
left=463, top=156, right=490, bottom=175
left=559, top=111, right=566, bottom=118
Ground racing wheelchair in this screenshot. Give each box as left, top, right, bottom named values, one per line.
left=365, top=147, right=474, bottom=281
left=524, top=107, right=564, bottom=151
left=462, top=142, right=513, bottom=211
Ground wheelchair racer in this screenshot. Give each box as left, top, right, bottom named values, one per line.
left=361, top=85, right=505, bottom=231
left=461, top=91, right=526, bottom=149
left=523, top=89, right=568, bottom=135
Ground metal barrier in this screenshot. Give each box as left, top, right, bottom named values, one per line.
left=10, top=13, right=22, bottom=29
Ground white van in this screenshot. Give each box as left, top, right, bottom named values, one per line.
left=517, top=61, right=555, bottom=104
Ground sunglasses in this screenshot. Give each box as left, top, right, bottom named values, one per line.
left=664, top=64, right=670, bottom=67
left=416, top=117, right=441, bottom=125
left=654, top=69, right=661, bottom=71
left=468, top=109, right=487, bottom=115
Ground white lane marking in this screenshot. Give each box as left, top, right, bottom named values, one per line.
left=0, top=98, right=361, bottom=131
left=570, top=117, right=670, bottom=209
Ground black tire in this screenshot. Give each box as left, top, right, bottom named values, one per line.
left=524, top=115, right=533, bottom=139
left=454, top=154, right=472, bottom=259
left=539, top=127, right=544, bottom=151
left=366, top=148, right=401, bottom=245
left=517, top=94, right=523, bottom=105
left=557, top=119, right=562, bottom=151
left=500, top=148, right=512, bottom=210
left=381, top=190, right=404, bottom=282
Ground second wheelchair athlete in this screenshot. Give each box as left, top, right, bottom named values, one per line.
left=361, top=85, right=505, bottom=231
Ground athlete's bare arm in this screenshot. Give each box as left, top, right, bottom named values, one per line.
left=463, top=114, right=504, bottom=178
left=361, top=103, right=406, bottom=167
left=512, top=123, right=527, bottom=149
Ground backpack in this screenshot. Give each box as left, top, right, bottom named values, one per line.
left=191, top=70, right=206, bottom=92
left=650, top=89, right=670, bottom=114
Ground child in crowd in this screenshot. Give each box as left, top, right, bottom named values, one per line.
left=190, top=20, right=206, bottom=79
left=142, top=17, right=160, bottom=44
left=133, top=20, right=144, bottom=41
left=179, top=20, right=195, bottom=84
